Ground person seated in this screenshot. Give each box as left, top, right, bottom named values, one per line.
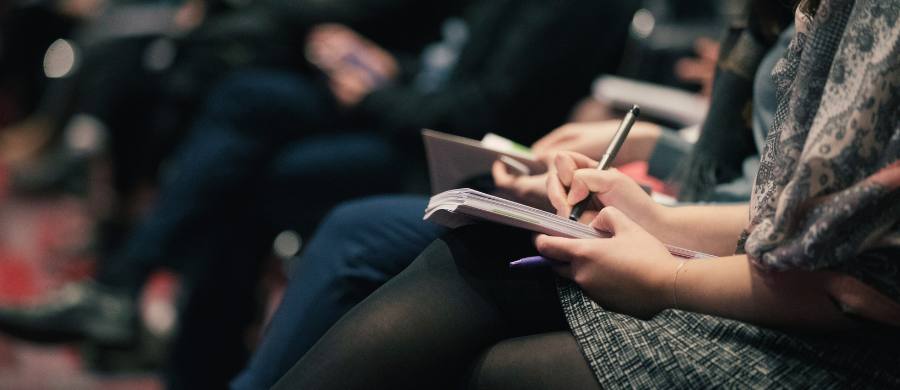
left=0, top=0, right=640, bottom=387
left=262, top=0, right=900, bottom=388
left=233, top=3, right=798, bottom=386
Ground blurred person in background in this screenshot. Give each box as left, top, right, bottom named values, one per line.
left=0, top=0, right=81, bottom=130
left=0, top=0, right=638, bottom=388
left=0, top=0, right=457, bottom=260
left=0, top=0, right=460, bottom=387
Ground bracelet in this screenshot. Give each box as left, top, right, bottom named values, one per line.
left=672, top=259, right=688, bottom=310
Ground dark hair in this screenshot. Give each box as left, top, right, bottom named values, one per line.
left=797, top=0, right=821, bottom=15
left=674, top=0, right=797, bottom=201
left=749, top=0, right=795, bottom=44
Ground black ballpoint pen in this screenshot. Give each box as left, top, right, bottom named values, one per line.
left=568, top=104, right=640, bottom=221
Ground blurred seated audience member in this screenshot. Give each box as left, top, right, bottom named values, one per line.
left=0, top=0, right=458, bottom=264
left=567, top=0, right=736, bottom=123
left=271, top=0, right=900, bottom=387
left=233, top=3, right=795, bottom=387
left=0, top=0, right=82, bottom=129
left=0, top=0, right=638, bottom=388
left=0, top=0, right=192, bottom=167
left=0, top=0, right=457, bottom=383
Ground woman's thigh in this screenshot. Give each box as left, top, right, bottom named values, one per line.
left=467, top=332, right=599, bottom=390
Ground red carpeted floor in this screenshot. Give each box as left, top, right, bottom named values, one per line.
left=0, top=166, right=170, bottom=389
left=0, top=156, right=664, bottom=389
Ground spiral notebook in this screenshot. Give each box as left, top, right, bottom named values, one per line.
left=424, top=188, right=712, bottom=259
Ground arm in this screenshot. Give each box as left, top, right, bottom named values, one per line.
left=678, top=255, right=900, bottom=331
left=531, top=121, right=664, bottom=165
left=531, top=120, right=695, bottom=181
left=656, top=204, right=748, bottom=256
left=355, top=0, right=639, bottom=140
left=548, top=151, right=746, bottom=256
left=535, top=209, right=900, bottom=331
left=675, top=255, right=857, bottom=331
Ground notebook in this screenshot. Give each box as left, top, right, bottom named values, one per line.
left=422, top=129, right=546, bottom=194
left=425, top=188, right=712, bottom=259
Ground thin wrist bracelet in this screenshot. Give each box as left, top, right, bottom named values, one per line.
left=673, top=259, right=689, bottom=310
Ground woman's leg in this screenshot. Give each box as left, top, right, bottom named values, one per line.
left=466, top=332, right=599, bottom=390
left=272, top=224, right=588, bottom=389
left=232, top=196, right=447, bottom=390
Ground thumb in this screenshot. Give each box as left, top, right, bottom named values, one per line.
left=492, top=159, right=516, bottom=187
left=589, top=207, right=638, bottom=235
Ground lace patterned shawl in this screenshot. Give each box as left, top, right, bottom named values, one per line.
left=743, top=0, right=900, bottom=301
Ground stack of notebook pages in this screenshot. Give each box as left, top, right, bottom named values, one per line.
left=425, top=188, right=712, bottom=259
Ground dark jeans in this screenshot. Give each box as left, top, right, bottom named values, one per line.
left=165, top=134, right=401, bottom=390
left=232, top=195, right=447, bottom=390
left=93, top=69, right=402, bottom=389
left=97, top=69, right=335, bottom=288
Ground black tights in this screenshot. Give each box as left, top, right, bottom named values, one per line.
left=273, top=225, right=599, bottom=389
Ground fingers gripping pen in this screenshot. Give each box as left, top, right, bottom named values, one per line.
left=568, top=105, right=640, bottom=221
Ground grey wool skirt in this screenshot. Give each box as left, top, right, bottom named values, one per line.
left=557, top=282, right=900, bottom=388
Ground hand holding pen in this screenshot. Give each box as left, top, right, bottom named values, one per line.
left=512, top=105, right=643, bottom=268
left=568, top=105, right=639, bottom=221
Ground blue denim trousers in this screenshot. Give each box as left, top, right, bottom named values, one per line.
left=92, top=69, right=404, bottom=389
left=232, top=195, right=446, bottom=390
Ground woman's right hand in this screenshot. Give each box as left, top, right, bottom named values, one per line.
left=547, top=151, right=666, bottom=233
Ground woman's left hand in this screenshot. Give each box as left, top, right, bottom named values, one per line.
left=535, top=207, right=680, bottom=319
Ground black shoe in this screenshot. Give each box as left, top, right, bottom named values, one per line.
left=10, top=148, right=89, bottom=196
left=0, top=281, right=137, bottom=346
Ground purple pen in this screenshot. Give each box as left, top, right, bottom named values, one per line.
left=509, top=256, right=554, bottom=268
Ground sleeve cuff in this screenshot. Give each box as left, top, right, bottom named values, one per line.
left=647, top=128, right=693, bottom=180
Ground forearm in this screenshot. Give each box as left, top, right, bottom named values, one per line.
left=652, top=204, right=748, bottom=256
left=610, top=122, right=662, bottom=166
left=673, top=255, right=858, bottom=332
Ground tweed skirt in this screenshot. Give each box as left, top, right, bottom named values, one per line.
left=557, top=282, right=900, bottom=388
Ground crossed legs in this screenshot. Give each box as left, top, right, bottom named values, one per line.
left=272, top=224, right=599, bottom=389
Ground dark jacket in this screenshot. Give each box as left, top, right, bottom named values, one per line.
left=262, top=0, right=469, bottom=55
left=356, top=0, right=640, bottom=143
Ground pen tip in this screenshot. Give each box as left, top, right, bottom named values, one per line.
left=631, top=105, right=640, bottom=116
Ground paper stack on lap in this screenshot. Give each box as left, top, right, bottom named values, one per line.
left=425, top=188, right=712, bottom=259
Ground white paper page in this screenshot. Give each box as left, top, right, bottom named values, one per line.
left=425, top=189, right=713, bottom=259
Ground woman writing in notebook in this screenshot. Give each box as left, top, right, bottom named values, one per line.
left=271, top=0, right=899, bottom=387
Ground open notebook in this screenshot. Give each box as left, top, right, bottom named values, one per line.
left=424, top=188, right=712, bottom=259
left=422, top=129, right=546, bottom=194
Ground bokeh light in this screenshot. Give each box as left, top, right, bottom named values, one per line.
left=631, top=9, right=656, bottom=39
left=43, top=39, right=79, bottom=78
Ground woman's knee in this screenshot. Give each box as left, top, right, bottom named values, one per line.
left=319, top=196, right=421, bottom=234
left=296, top=196, right=433, bottom=280
left=466, top=332, right=598, bottom=390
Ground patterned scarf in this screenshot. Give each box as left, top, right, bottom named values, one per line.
left=675, top=0, right=792, bottom=201
left=743, top=0, right=900, bottom=301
